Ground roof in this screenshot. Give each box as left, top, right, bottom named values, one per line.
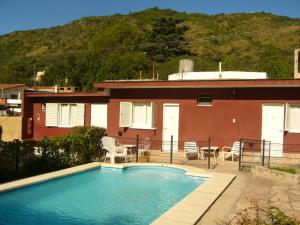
left=25, top=91, right=108, bottom=98
left=95, top=79, right=300, bottom=89
left=0, top=83, right=25, bottom=90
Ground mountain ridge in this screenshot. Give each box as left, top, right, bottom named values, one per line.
left=0, top=8, right=299, bottom=90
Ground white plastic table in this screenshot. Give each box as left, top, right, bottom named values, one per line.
left=122, top=144, right=136, bottom=160
left=199, top=146, right=219, bottom=162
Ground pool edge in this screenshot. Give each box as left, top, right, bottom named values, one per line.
left=0, top=162, right=236, bottom=225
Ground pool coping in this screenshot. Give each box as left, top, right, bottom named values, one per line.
left=0, top=162, right=236, bottom=225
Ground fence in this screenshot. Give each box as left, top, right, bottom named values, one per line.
left=105, top=135, right=218, bottom=169
left=238, top=138, right=300, bottom=171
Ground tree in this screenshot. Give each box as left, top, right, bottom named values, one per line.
left=256, top=45, right=293, bottom=79
left=144, top=17, right=191, bottom=63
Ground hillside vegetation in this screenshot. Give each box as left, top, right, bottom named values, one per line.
left=0, top=8, right=299, bottom=90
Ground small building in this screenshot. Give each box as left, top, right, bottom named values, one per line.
left=0, top=83, right=29, bottom=116
left=0, top=83, right=31, bottom=141
left=21, top=51, right=300, bottom=159
left=22, top=78, right=300, bottom=158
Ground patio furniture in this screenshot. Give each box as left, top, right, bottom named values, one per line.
left=184, top=141, right=200, bottom=160
left=222, top=141, right=244, bottom=162
left=122, top=144, right=136, bottom=161
left=138, top=138, right=151, bottom=156
left=199, top=146, right=219, bottom=162
left=101, top=136, right=128, bottom=164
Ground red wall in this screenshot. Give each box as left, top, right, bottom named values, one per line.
left=23, top=87, right=300, bottom=153
left=24, top=96, right=108, bottom=140
left=106, top=87, right=300, bottom=153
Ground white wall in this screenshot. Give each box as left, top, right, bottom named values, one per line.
left=168, top=71, right=267, bottom=80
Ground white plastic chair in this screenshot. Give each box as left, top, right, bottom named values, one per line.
left=184, top=141, right=200, bottom=160
left=138, top=138, right=151, bottom=156
left=222, top=141, right=244, bottom=162
left=101, top=136, right=128, bottom=164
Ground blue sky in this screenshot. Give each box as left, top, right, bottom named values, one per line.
left=0, top=0, right=299, bottom=35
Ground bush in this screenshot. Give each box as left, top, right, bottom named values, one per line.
left=0, top=126, right=106, bottom=183
left=67, top=126, right=106, bottom=164
left=222, top=199, right=300, bottom=225
left=37, top=126, right=106, bottom=167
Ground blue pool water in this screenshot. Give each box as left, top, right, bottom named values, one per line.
left=0, top=166, right=206, bottom=225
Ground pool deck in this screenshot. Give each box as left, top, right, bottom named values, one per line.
left=0, top=162, right=236, bottom=225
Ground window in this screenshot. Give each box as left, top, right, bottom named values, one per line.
left=10, top=94, right=18, bottom=99
left=41, top=103, right=46, bottom=111
left=59, top=104, right=77, bottom=127
left=119, top=102, right=156, bottom=129
left=197, top=94, right=212, bottom=106
left=285, top=104, right=300, bottom=133
left=132, top=103, right=152, bottom=128
left=45, top=103, right=85, bottom=127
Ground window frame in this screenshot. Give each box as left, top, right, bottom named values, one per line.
left=197, top=94, right=213, bottom=107
left=285, top=103, right=300, bottom=133
left=58, top=103, right=77, bottom=128
left=119, top=102, right=156, bottom=130
left=131, top=102, right=153, bottom=129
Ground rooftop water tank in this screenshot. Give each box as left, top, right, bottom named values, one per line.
left=179, top=59, right=194, bottom=73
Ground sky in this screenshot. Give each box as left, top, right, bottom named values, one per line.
left=0, top=0, right=299, bottom=35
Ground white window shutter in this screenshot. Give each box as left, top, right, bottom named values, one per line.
left=76, top=103, right=85, bottom=126
left=151, top=102, right=157, bottom=128
left=46, top=103, right=58, bottom=126
left=285, top=103, right=291, bottom=131
left=119, top=102, right=132, bottom=127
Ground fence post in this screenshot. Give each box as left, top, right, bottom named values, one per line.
left=208, top=137, right=211, bottom=169
left=268, top=141, right=271, bottom=167
left=15, top=139, right=20, bottom=173
left=136, top=134, right=139, bottom=163
left=170, top=135, right=173, bottom=164
left=238, top=139, right=242, bottom=171
left=262, top=139, right=265, bottom=166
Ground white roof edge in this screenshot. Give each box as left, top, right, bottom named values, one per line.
left=168, top=71, right=267, bottom=80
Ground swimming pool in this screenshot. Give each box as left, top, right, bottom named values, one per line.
left=0, top=166, right=206, bottom=225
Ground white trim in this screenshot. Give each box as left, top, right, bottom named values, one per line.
left=163, top=103, right=180, bottom=106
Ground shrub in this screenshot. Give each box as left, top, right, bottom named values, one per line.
left=0, top=126, right=106, bottom=183
left=67, top=126, right=106, bottom=164
left=222, top=199, right=300, bottom=225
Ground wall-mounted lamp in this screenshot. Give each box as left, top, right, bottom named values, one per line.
left=37, top=113, right=40, bottom=121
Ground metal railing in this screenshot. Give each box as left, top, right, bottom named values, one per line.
left=238, top=138, right=300, bottom=171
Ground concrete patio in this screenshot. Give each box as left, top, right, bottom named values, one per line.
left=193, top=161, right=300, bottom=224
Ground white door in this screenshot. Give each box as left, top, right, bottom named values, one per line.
left=162, top=104, right=179, bottom=152
left=261, top=104, right=284, bottom=157
left=91, top=104, right=107, bottom=128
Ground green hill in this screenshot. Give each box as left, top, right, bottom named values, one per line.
left=0, top=8, right=299, bottom=90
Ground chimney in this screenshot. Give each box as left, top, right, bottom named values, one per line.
left=294, top=49, right=300, bottom=79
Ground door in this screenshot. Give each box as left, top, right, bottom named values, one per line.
left=91, top=104, right=107, bottom=128
left=162, top=104, right=179, bottom=152
left=261, top=104, right=284, bottom=157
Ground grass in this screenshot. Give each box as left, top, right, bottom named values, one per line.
left=269, top=166, right=296, bottom=174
